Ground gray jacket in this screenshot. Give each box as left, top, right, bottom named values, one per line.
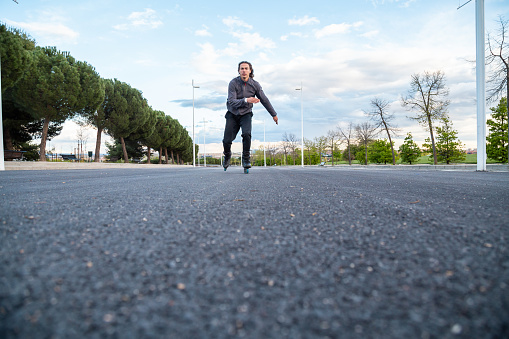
left=226, top=76, right=277, bottom=117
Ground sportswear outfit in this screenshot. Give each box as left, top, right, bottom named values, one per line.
left=223, top=76, right=277, bottom=166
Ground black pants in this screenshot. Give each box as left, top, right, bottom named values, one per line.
left=222, top=111, right=252, bottom=159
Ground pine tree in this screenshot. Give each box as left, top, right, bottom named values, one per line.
left=398, top=133, right=421, bottom=164
left=103, top=79, right=151, bottom=163
left=423, top=116, right=465, bottom=164
left=12, top=47, right=82, bottom=161
left=486, top=97, right=508, bottom=163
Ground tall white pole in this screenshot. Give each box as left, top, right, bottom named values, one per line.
left=203, top=117, right=206, bottom=167
left=263, top=118, right=266, bottom=167
left=0, top=54, right=4, bottom=171
left=192, top=80, right=199, bottom=167
left=476, top=0, right=486, bottom=171
left=300, top=82, right=304, bottom=167
left=296, top=82, right=304, bottom=167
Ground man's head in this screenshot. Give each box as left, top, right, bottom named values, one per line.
left=238, top=61, right=254, bottom=80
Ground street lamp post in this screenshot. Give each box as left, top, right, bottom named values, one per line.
left=263, top=118, right=266, bottom=167
left=475, top=0, right=486, bottom=171
left=203, top=117, right=206, bottom=167
left=192, top=80, right=200, bottom=167
left=295, top=82, right=304, bottom=167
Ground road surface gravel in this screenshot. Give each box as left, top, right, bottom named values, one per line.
left=0, top=166, right=508, bottom=338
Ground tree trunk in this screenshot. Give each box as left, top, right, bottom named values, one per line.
left=430, top=130, right=437, bottom=165
left=364, top=141, right=368, bottom=165
left=94, top=126, right=102, bottom=162
left=347, top=142, right=352, bottom=165
left=165, top=148, right=169, bottom=164
left=39, top=117, right=50, bottom=161
left=427, top=116, right=438, bottom=165
left=159, top=146, right=162, bottom=164
left=177, top=153, right=180, bottom=164
left=506, top=74, right=508, bottom=164
left=383, top=122, right=396, bottom=165
left=120, top=136, right=129, bottom=163
left=388, top=133, right=395, bottom=165
left=171, top=150, right=175, bottom=164
left=147, top=147, right=151, bottom=164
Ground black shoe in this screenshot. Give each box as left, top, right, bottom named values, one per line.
left=223, top=152, right=231, bottom=169
left=242, top=157, right=251, bottom=169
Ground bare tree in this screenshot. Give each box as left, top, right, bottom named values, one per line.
left=486, top=16, right=509, bottom=164
left=266, top=143, right=277, bottom=166
left=276, top=144, right=286, bottom=166
left=327, top=129, right=341, bottom=166
left=402, top=71, right=449, bottom=165
left=280, top=133, right=291, bottom=165
left=365, top=98, right=399, bottom=165
left=355, top=122, right=378, bottom=165
left=337, top=122, right=355, bottom=165
left=76, top=123, right=89, bottom=161
left=283, top=132, right=299, bottom=165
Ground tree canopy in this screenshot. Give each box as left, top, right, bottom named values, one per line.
left=487, top=97, right=508, bottom=163
left=399, top=133, right=421, bottom=164
left=1, top=23, right=192, bottom=163
left=423, top=116, right=465, bottom=164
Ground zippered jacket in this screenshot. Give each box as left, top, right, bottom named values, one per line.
left=226, top=76, right=277, bottom=117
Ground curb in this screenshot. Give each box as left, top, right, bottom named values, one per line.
left=3, top=162, right=189, bottom=171
left=320, top=164, right=509, bottom=172
left=3, top=162, right=508, bottom=172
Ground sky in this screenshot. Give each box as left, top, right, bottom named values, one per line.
left=2, top=0, right=509, bottom=155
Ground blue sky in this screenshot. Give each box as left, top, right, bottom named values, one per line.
left=2, top=0, right=508, bottom=154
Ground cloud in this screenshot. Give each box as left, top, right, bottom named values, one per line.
left=172, top=94, right=226, bottom=111
left=259, top=52, right=269, bottom=61
left=315, top=21, right=363, bottom=38
left=224, top=32, right=276, bottom=55
left=192, top=42, right=225, bottom=76
left=361, top=30, right=379, bottom=38
left=222, top=16, right=253, bottom=30
left=281, top=32, right=305, bottom=41
left=194, top=18, right=276, bottom=62
left=256, top=25, right=478, bottom=146
left=183, top=5, right=480, bottom=148
left=288, top=15, right=320, bottom=26
left=5, top=19, right=79, bottom=45
left=195, top=25, right=212, bottom=37
left=114, top=8, right=163, bottom=30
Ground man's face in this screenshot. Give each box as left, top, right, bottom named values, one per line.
left=239, top=63, right=251, bottom=79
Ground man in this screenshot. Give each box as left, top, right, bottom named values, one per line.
left=223, top=61, right=279, bottom=171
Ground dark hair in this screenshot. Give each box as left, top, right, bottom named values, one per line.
left=238, top=61, right=254, bottom=78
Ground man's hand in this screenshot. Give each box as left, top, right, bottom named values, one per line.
left=273, top=116, right=278, bottom=125
left=246, top=97, right=260, bottom=104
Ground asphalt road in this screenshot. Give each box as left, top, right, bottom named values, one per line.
left=1, top=166, right=508, bottom=338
